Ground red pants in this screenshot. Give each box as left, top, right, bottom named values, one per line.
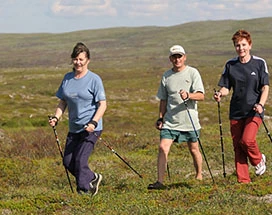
left=230, top=117, right=262, bottom=183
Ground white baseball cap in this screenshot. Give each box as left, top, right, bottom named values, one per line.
left=169, top=45, right=186, bottom=56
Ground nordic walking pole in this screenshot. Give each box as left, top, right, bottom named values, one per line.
left=258, top=113, right=272, bottom=143
left=166, top=162, right=171, bottom=181
left=181, top=94, right=215, bottom=184
left=214, top=89, right=226, bottom=178
left=261, top=117, right=272, bottom=143
left=94, top=133, right=143, bottom=178
left=48, top=116, right=74, bottom=193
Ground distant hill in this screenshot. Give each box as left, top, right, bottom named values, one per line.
left=0, top=17, right=271, bottom=69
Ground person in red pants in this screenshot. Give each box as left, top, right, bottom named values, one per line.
left=214, top=29, right=269, bottom=183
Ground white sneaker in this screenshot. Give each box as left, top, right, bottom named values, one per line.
left=89, top=173, right=102, bottom=196
left=255, top=154, right=266, bottom=176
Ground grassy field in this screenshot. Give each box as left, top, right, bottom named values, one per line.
left=1, top=18, right=272, bottom=214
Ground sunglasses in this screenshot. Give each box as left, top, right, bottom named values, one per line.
left=171, top=54, right=183, bottom=58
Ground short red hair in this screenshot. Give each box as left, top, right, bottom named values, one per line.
left=232, top=30, right=252, bottom=45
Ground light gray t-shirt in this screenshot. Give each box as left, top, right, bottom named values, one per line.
left=157, top=65, right=204, bottom=131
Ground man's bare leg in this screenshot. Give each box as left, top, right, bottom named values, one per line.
left=157, top=138, right=173, bottom=183
left=187, top=141, right=203, bottom=180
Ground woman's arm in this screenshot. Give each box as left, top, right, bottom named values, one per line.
left=85, top=100, right=107, bottom=131
left=49, top=99, right=67, bottom=127
left=214, top=87, right=230, bottom=102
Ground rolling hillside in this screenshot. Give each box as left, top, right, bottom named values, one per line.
left=0, top=17, right=271, bottom=69
left=1, top=17, right=272, bottom=214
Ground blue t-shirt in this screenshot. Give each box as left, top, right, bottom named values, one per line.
left=56, top=70, right=106, bottom=133
left=218, top=55, right=269, bottom=119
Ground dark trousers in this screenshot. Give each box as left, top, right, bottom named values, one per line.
left=63, top=130, right=102, bottom=192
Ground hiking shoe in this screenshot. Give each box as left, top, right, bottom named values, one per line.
left=147, top=181, right=166, bottom=190
left=90, top=173, right=102, bottom=196
left=255, top=154, right=266, bottom=176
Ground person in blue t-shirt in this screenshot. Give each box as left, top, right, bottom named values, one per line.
left=49, top=42, right=107, bottom=195
left=214, top=30, right=269, bottom=183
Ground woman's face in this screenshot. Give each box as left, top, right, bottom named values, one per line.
left=234, top=38, right=252, bottom=59
left=72, top=52, right=90, bottom=72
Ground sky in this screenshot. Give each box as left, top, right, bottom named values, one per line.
left=0, top=0, right=271, bottom=33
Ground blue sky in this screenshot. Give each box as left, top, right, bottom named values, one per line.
left=0, top=0, right=271, bottom=33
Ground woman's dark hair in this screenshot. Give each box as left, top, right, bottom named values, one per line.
left=71, top=42, right=90, bottom=59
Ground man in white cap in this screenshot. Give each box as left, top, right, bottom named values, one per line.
left=148, top=45, right=205, bottom=189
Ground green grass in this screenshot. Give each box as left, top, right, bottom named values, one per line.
left=1, top=18, right=272, bottom=214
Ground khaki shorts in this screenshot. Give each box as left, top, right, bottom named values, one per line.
left=160, top=129, right=200, bottom=143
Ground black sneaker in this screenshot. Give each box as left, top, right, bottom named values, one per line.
left=147, top=181, right=166, bottom=190
left=90, top=173, right=103, bottom=196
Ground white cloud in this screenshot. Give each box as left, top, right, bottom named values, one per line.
left=243, top=0, right=272, bottom=13
left=0, top=0, right=271, bottom=33
left=167, top=0, right=272, bottom=23
left=50, top=0, right=169, bottom=17
left=51, top=0, right=117, bottom=16
left=50, top=0, right=272, bottom=21
left=116, top=0, right=169, bottom=17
